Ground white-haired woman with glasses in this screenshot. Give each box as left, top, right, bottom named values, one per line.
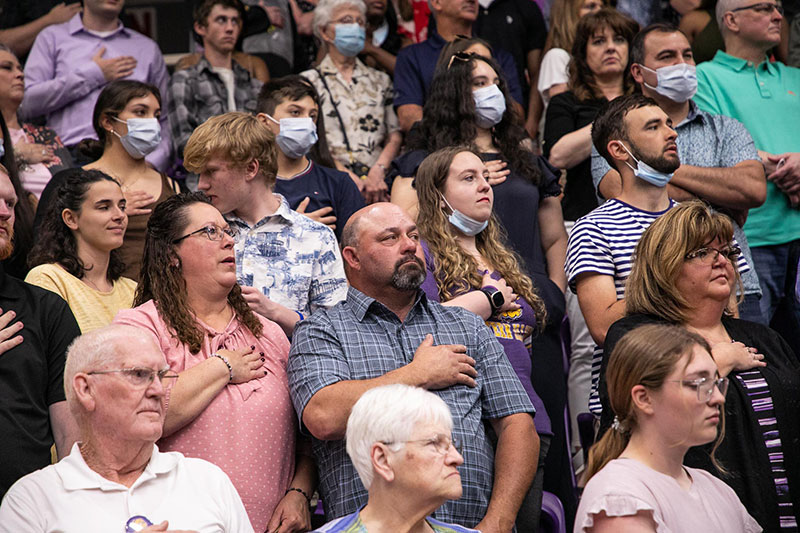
left=577, top=323, right=761, bottom=532
left=314, top=384, right=477, bottom=533
left=301, top=0, right=402, bottom=204
left=114, top=192, right=315, bottom=533
left=597, top=201, right=800, bottom=531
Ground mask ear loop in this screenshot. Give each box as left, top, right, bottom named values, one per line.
left=615, top=140, right=639, bottom=173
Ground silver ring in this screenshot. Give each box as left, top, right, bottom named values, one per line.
left=41, top=149, right=46, bottom=155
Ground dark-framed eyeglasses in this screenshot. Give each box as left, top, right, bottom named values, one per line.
left=684, top=245, right=741, bottom=264
left=730, top=2, right=783, bottom=16
left=172, top=224, right=238, bottom=244
left=88, top=367, right=180, bottom=390
left=382, top=433, right=462, bottom=455
left=670, top=376, right=729, bottom=402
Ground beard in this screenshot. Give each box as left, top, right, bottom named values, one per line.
left=390, top=254, right=425, bottom=291
left=630, top=142, right=680, bottom=174
left=0, top=223, right=14, bottom=261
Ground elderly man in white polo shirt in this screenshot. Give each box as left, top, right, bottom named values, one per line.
left=0, top=325, right=253, bottom=533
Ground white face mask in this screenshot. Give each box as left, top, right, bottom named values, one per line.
left=472, top=84, right=506, bottom=129
left=112, top=117, right=161, bottom=159
left=640, top=63, right=697, bottom=102
left=266, top=114, right=318, bottom=159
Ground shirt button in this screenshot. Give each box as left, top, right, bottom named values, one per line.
left=747, top=61, right=753, bottom=67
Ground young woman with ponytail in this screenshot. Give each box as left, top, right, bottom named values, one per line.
left=576, top=324, right=760, bottom=532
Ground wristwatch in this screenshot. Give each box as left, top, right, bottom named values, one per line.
left=480, top=286, right=505, bottom=314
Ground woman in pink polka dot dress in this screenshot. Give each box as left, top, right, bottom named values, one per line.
left=115, top=193, right=315, bottom=533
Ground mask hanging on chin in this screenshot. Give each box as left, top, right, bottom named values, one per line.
left=640, top=63, right=697, bottom=102
left=111, top=117, right=161, bottom=159
left=617, top=141, right=674, bottom=188
left=440, top=193, right=488, bottom=236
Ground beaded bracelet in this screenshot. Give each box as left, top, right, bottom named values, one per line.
left=212, top=353, right=233, bottom=382
left=285, top=487, right=311, bottom=502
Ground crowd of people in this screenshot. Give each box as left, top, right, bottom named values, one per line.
left=0, top=0, right=799, bottom=531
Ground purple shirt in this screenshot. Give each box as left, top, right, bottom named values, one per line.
left=420, top=241, right=552, bottom=436
left=21, top=14, right=172, bottom=171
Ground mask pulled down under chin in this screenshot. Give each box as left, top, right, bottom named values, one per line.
left=440, top=194, right=488, bottom=236
left=618, top=141, right=674, bottom=188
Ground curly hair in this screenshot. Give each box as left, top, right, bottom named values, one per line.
left=134, top=192, right=263, bottom=354
left=415, top=146, right=546, bottom=328
left=408, top=53, right=542, bottom=186
left=28, top=169, right=126, bottom=281
left=568, top=8, right=639, bottom=102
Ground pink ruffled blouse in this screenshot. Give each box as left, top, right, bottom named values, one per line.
left=114, top=300, right=295, bottom=532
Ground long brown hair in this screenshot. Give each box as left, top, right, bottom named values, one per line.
left=567, top=8, right=639, bottom=102
left=584, top=324, right=726, bottom=481
left=134, top=192, right=263, bottom=353
left=415, top=146, right=546, bottom=327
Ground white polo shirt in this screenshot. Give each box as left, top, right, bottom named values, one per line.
left=0, top=443, right=254, bottom=533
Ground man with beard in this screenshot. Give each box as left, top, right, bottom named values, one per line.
left=288, top=202, right=538, bottom=532
left=0, top=164, right=81, bottom=498
left=183, top=111, right=347, bottom=337
left=565, top=93, right=751, bottom=415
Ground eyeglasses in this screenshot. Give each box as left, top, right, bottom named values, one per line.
left=447, top=51, right=475, bottom=69
left=684, top=245, right=741, bottom=264
left=730, top=2, right=783, bottom=15
left=333, top=15, right=366, bottom=25
left=88, top=367, right=180, bottom=390
left=383, top=433, right=462, bottom=455
left=172, top=224, right=238, bottom=244
left=670, top=376, right=729, bottom=402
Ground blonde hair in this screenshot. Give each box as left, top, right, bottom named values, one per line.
left=183, top=112, right=279, bottom=189
left=415, top=146, right=546, bottom=328
left=584, top=324, right=726, bottom=480
left=625, top=201, right=742, bottom=323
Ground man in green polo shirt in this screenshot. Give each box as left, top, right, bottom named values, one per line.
left=694, top=0, right=800, bottom=348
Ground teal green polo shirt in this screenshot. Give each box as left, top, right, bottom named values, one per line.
left=695, top=50, right=800, bottom=247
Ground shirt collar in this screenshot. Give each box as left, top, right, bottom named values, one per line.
left=197, top=55, right=250, bottom=78
left=425, top=27, right=446, bottom=49
left=56, top=443, right=179, bottom=492
left=346, top=286, right=428, bottom=322
left=318, top=54, right=370, bottom=79
left=676, top=100, right=705, bottom=128
left=70, top=13, right=128, bottom=37
left=227, top=194, right=294, bottom=230
left=712, top=49, right=775, bottom=73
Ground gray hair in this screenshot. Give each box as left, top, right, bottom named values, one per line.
left=345, top=384, right=453, bottom=490
left=64, top=325, right=160, bottom=420
left=716, top=0, right=747, bottom=36
left=313, top=0, right=367, bottom=40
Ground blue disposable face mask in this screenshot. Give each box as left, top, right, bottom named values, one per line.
left=440, top=193, right=488, bottom=236
left=112, top=117, right=161, bottom=159
left=618, top=141, right=674, bottom=188
left=472, top=84, right=506, bottom=129
left=266, top=115, right=318, bottom=159
left=640, top=62, right=697, bottom=102
left=334, top=23, right=366, bottom=57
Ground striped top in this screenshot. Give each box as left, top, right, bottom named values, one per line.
left=565, top=198, right=750, bottom=414
left=733, top=369, right=797, bottom=530
left=313, top=510, right=480, bottom=532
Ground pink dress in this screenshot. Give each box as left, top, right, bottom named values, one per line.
left=114, top=300, right=295, bottom=532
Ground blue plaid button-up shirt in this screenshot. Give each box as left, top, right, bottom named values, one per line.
left=288, top=287, right=534, bottom=527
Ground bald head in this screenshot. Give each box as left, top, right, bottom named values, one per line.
left=340, top=203, right=425, bottom=294
left=65, top=325, right=165, bottom=420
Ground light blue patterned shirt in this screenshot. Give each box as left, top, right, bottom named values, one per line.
left=591, top=101, right=762, bottom=295
left=230, top=194, right=348, bottom=315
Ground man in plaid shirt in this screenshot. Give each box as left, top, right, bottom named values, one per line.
left=288, top=203, right=538, bottom=533
left=168, top=0, right=263, bottom=157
